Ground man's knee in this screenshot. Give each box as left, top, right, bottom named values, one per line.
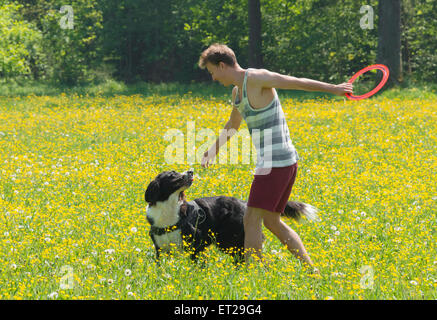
left=262, top=212, right=281, bottom=232
left=243, top=206, right=263, bottom=228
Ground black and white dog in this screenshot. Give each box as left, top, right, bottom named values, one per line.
left=145, top=169, right=319, bottom=262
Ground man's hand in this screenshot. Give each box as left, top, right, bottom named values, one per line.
left=201, top=150, right=216, bottom=168
left=332, top=82, right=354, bottom=96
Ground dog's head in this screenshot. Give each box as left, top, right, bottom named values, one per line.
left=144, top=169, right=194, bottom=207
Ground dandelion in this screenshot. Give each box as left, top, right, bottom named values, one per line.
left=48, top=292, right=58, bottom=299
left=332, top=272, right=345, bottom=278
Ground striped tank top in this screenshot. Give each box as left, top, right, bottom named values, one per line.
left=234, top=68, right=299, bottom=172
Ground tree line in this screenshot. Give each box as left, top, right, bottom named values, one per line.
left=0, top=0, right=435, bottom=86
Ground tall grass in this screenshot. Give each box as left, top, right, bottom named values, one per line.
left=0, top=84, right=435, bottom=299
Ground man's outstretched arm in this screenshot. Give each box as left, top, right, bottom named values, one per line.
left=250, top=69, right=353, bottom=96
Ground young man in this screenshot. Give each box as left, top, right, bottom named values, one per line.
left=198, top=43, right=353, bottom=269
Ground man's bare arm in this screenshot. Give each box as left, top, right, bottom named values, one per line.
left=251, top=69, right=353, bottom=96
left=201, top=89, right=243, bottom=168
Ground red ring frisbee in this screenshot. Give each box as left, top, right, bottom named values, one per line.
left=345, top=64, right=389, bottom=100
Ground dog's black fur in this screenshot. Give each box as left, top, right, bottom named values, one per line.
left=145, top=169, right=318, bottom=262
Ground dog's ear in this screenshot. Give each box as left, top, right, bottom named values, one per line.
left=145, top=180, right=159, bottom=204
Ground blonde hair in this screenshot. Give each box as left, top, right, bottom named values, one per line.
left=198, top=43, right=237, bottom=69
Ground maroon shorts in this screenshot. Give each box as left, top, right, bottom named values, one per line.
left=247, top=162, right=298, bottom=213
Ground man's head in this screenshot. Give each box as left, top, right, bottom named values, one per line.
left=198, top=43, right=237, bottom=86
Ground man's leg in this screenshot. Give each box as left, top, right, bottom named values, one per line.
left=244, top=206, right=317, bottom=272
left=262, top=210, right=314, bottom=267
left=243, top=206, right=265, bottom=262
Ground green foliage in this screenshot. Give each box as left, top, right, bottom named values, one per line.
left=0, top=2, right=43, bottom=78
left=262, top=0, right=379, bottom=83
left=38, top=0, right=103, bottom=85
left=1, top=0, right=436, bottom=84
left=401, top=0, right=436, bottom=81
left=183, top=0, right=249, bottom=69
left=100, top=0, right=186, bottom=82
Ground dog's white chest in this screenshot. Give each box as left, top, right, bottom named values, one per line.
left=154, top=230, right=183, bottom=251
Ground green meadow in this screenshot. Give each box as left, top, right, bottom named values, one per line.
left=0, top=84, right=436, bottom=299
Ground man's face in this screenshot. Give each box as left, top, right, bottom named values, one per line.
left=206, top=62, right=229, bottom=86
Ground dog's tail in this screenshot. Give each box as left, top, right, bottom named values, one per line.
left=283, top=201, right=321, bottom=223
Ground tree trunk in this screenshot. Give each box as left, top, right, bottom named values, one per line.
left=377, top=0, right=402, bottom=87
left=248, top=0, right=263, bottom=68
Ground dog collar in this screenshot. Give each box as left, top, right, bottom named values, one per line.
left=150, top=220, right=183, bottom=236
left=149, top=201, right=205, bottom=236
